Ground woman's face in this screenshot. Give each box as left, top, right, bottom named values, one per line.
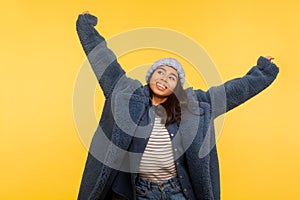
left=149, top=65, right=179, bottom=98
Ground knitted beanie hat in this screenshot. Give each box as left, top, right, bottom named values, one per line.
left=145, top=58, right=185, bottom=86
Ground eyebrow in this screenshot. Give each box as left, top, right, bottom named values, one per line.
left=157, top=67, right=178, bottom=79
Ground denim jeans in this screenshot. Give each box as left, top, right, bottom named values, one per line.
left=135, top=176, right=186, bottom=200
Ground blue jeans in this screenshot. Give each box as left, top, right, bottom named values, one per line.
left=135, top=176, right=186, bottom=200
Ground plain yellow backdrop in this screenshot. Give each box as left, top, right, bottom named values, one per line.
left=1, top=0, right=299, bottom=199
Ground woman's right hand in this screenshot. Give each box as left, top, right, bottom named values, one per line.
left=77, top=11, right=98, bottom=26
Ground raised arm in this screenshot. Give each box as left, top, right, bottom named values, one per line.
left=196, top=56, right=279, bottom=118
left=76, top=12, right=125, bottom=98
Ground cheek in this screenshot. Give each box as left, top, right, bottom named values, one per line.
left=169, top=82, right=178, bottom=91
left=149, top=74, right=158, bottom=82
left=149, top=82, right=156, bottom=90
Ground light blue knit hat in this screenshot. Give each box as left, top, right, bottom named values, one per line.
left=145, top=58, right=185, bottom=86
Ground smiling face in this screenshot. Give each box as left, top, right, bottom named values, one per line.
left=149, top=65, right=179, bottom=102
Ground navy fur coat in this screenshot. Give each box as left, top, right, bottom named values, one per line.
left=75, top=13, right=279, bottom=200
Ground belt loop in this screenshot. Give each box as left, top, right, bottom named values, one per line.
left=147, top=180, right=150, bottom=190
left=170, top=177, right=177, bottom=189
left=171, top=182, right=176, bottom=189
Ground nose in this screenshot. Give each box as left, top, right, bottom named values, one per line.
left=161, top=75, right=168, bottom=82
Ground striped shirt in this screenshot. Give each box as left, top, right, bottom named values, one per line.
left=138, top=115, right=177, bottom=182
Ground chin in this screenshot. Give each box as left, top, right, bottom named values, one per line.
left=153, top=90, right=172, bottom=98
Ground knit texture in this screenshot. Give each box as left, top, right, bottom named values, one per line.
left=145, top=58, right=185, bottom=86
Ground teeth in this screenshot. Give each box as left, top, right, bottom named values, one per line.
left=157, top=83, right=166, bottom=89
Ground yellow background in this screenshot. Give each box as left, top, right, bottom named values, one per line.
left=1, top=0, right=299, bottom=199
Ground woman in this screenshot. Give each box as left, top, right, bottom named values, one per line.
left=76, top=12, right=279, bottom=200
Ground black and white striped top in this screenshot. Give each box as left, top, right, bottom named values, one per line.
left=138, top=115, right=177, bottom=182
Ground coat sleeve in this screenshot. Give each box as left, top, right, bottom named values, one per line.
left=76, top=13, right=126, bottom=98
left=195, top=56, right=279, bottom=118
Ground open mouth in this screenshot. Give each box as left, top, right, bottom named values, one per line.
left=156, top=82, right=167, bottom=90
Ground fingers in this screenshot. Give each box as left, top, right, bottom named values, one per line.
left=82, top=11, right=90, bottom=15
left=265, top=56, right=275, bottom=61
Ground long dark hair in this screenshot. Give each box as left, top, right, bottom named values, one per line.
left=148, top=82, right=188, bottom=125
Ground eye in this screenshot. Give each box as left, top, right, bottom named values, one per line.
left=169, top=76, right=175, bottom=81
left=157, top=70, right=164, bottom=75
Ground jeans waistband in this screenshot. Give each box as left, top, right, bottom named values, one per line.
left=136, top=176, right=180, bottom=189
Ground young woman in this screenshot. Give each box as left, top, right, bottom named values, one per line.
left=76, top=12, right=279, bottom=200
